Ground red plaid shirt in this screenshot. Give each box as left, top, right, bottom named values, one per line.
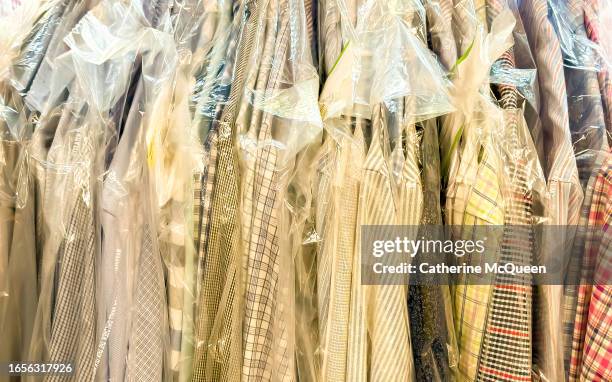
left=569, top=149, right=612, bottom=381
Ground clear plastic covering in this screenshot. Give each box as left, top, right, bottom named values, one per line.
left=26, top=1, right=182, bottom=380
left=0, top=0, right=611, bottom=381
left=318, top=0, right=453, bottom=125
left=532, top=1, right=611, bottom=381
left=313, top=1, right=457, bottom=381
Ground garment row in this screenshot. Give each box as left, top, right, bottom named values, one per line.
left=0, top=0, right=610, bottom=381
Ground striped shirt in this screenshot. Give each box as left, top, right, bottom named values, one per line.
left=519, top=0, right=585, bottom=379
left=584, top=0, right=612, bottom=143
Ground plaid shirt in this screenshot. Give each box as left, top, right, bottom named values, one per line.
left=47, top=192, right=97, bottom=382
left=189, top=2, right=243, bottom=374
left=41, top=104, right=97, bottom=380
left=125, top=224, right=165, bottom=382
left=473, top=2, right=543, bottom=379
left=554, top=1, right=611, bottom=380
left=568, top=149, right=612, bottom=381
left=451, top=139, right=505, bottom=382
left=194, top=0, right=241, bottom=308
left=37, top=100, right=97, bottom=382
left=316, top=3, right=361, bottom=377
left=192, top=1, right=259, bottom=380
left=478, top=112, right=540, bottom=382
left=441, top=12, right=514, bottom=379
left=239, top=0, right=299, bottom=379
left=319, top=124, right=364, bottom=382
